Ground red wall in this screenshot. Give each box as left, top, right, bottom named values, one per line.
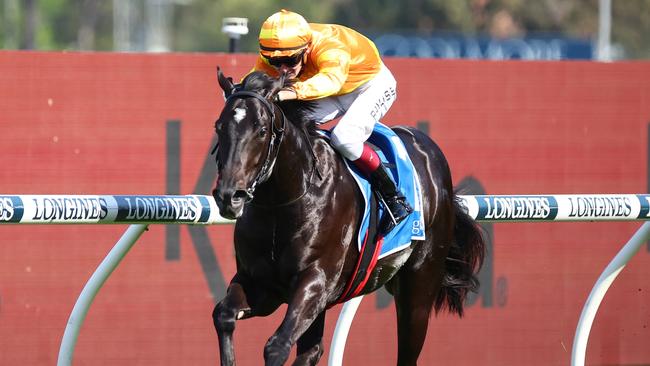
left=1, top=51, right=649, bottom=365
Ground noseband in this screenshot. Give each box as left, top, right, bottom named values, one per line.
left=225, top=90, right=285, bottom=201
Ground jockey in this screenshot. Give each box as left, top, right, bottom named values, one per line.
left=251, top=9, right=412, bottom=232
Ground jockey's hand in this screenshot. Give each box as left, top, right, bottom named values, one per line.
left=275, top=88, right=297, bottom=102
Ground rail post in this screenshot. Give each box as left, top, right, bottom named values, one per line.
left=58, top=224, right=149, bottom=366
left=571, top=221, right=650, bottom=366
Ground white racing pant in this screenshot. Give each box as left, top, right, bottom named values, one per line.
left=303, top=64, right=397, bottom=160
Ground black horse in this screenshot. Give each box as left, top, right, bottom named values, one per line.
left=211, top=69, right=486, bottom=366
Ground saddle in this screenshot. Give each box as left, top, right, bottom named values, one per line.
left=322, top=123, right=425, bottom=305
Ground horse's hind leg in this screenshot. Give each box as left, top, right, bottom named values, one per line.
left=390, top=251, right=447, bottom=366
left=292, top=312, right=326, bottom=366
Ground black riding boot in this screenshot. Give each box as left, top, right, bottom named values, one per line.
left=369, top=163, right=413, bottom=234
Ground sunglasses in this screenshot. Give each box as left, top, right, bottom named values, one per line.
left=264, top=51, right=304, bottom=68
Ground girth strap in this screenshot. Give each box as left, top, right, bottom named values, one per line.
left=331, top=193, right=383, bottom=306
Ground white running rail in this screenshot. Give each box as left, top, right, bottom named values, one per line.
left=2, top=193, right=649, bottom=365
left=329, top=194, right=650, bottom=366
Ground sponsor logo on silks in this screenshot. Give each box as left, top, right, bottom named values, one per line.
left=31, top=196, right=108, bottom=221
left=566, top=195, right=633, bottom=219
left=114, top=196, right=201, bottom=222
left=477, top=196, right=557, bottom=221
left=0, top=196, right=23, bottom=222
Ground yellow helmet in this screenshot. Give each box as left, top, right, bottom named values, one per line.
left=259, top=9, right=312, bottom=58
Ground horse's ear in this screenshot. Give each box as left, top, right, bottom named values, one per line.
left=217, top=66, right=235, bottom=98
left=269, top=72, right=288, bottom=99
left=278, top=72, right=288, bottom=92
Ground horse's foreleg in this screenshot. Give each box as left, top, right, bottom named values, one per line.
left=293, top=312, right=326, bottom=366
left=264, top=271, right=328, bottom=366
left=213, top=281, right=249, bottom=366
left=213, top=276, right=282, bottom=366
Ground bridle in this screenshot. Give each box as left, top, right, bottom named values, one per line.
left=224, top=90, right=286, bottom=202
left=213, top=88, right=323, bottom=206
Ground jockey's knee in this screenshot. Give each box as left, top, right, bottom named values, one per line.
left=331, top=140, right=362, bottom=160
left=331, top=132, right=363, bottom=161
left=331, top=117, right=375, bottom=160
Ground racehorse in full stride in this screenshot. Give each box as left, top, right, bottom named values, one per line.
left=211, top=68, right=486, bottom=366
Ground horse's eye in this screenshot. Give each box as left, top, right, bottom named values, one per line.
left=259, top=126, right=268, bottom=138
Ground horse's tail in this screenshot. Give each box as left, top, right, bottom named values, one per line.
left=434, top=196, right=487, bottom=317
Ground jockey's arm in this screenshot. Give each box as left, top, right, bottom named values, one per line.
left=292, top=47, right=350, bottom=100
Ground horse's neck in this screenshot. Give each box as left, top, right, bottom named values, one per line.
left=258, top=122, right=314, bottom=204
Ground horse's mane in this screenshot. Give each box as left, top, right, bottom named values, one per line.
left=241, top=71, right=320, bottom=137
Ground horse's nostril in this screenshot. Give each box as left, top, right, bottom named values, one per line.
left=212, top=188, right=223, bottom=202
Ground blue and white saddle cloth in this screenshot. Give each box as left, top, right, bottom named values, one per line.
left=326, top=123, right=425, bottom=258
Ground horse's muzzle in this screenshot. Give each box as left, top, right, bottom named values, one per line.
left=213, top=187, right=249, bottom=219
